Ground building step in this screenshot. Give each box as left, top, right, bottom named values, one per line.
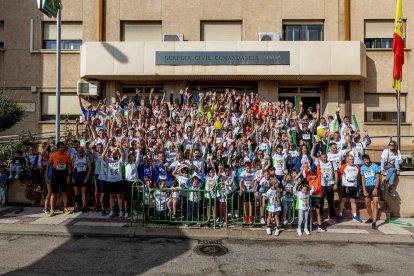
left=322, top=207, right=390, bottom=221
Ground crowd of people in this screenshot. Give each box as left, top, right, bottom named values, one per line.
left=0, top=88, right=403, bottom=236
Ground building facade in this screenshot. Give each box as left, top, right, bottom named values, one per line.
left=0, top=0, right=413, bottom=147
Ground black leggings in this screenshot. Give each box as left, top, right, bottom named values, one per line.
left=321, top=186, right=336, bottom=218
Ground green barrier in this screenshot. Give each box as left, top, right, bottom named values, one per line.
left=130, top=180, right=144, bottom=227
left=385, top=220, right=413, bottom=227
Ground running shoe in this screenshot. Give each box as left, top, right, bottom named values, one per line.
left=260, top=217, right=266, bottom=225
left=365, top=218, right=373, bottom=224
left=101, top=209, right=107, bottom=216
left=353, top=215, right=362, bottom=223
left=249, top=216, right=254, bottom=224
left=317, top=225, right=327, bottom=232
left=43, top=208, right=49, bottom=214
left=337, top=215, right=344, bottom=222
left=63, top=208, right=72, bottom=215
left=124, top=212, right=129, bottom=219
left=243, top=216, right=248, bottom=223
left=108, top=211, right=115, bottom=217
left=266, top=227, right=272, bottom=235
left=297, top=229, right=302, bottom=236
left=304, top=229, right=310, bottom=235
left=274, top=227, right=280, bottom=236
left=119, top=211, right=124, bottom=218
left=283, top=220, right=288, bottom=226
left=49, top=209, right=54, bottom=217
left=388, top=188, right=396, bottom=197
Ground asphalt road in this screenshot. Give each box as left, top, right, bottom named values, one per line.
left=0, top=235, right=412, bottom=275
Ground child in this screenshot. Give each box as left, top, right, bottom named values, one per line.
left=167, top=181, right=180, bottom=219
left=218, top=164, right=237, bottom=221
left=154, top=181, right=168, bottom=220
left=123, top=151, right=140, bottom=218
left=188, top=176, right=202, bottom=222
left=204, top=167, right=219, bottom=226
left=0, top=165, right=8, bottom=207
left=281, top=170, right=299, bottom=225
left=265, top=179, right=282, bottom=236
left=9, top=150, right=26, bottom=180
left=306, top=167, right=326, bottom=232
left=239, top=161, right=256, bottom=224
left=296, top=184, right=313, bottom=236
left=255, top=169, right=270, bottom=225
left=143, top=177, right=154, bottom=221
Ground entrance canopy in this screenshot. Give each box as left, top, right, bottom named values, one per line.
left=80, top=41, right=366, bottom=81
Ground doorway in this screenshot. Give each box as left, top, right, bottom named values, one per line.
left=278, top=87, right=321, bottom=113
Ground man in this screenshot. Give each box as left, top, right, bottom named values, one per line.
left=47, top=142, right=72, bottom=217
left=317, top=152, right=338, bottom=221
left=71, top=146, right=92, bottom=213
left=338, top=155, right=362, bottom=222
left=360, top=154, right=381, bottom=229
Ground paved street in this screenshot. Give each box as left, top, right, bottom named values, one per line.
left=0, top=235, right=413, bottom=275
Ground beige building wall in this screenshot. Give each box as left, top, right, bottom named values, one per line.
left=0, top=0, right=413, bottom=149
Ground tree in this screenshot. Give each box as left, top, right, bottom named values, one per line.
left=0, top=96, right=25, bottom=132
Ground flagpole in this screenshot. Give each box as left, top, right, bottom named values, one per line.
left=397, top=89, right=401, bottom=147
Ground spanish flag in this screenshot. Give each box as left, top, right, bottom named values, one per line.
left=392, top=0, right=404, bottom=91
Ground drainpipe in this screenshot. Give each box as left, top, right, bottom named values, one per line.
left=344, top=0, right=350, bottom=41
left=98, top=0, right=103, bottom=41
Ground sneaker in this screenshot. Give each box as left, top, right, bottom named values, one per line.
left=317, top=225, right=327, bottom=232
left=101, top=209, right=107, bottom=216
left=119, top=211, right=124, bottom=218
left=260, top=217, right=266, bottom=225
left=337, top=215, right=344, bottom=222
left=43, top=208, right=49, bottom=214
left=172, top=214, right=176, bottom=220
left=254, top=214, right=259, bottom=221
left=353, top=215, right=362, bottom=223
left=228, top=213, right=232, bottom=218
left=82, top=207, right=88, bottom=213
left=49, top=209, right=55, bottom=217
left=124, top=212, right=129, bottom=219
left=73, top=206, right=80, bottom=213
left=249, top=216, right=254, bottom=224
left=283, top=220, right=288, bottom=226
left=388, top=188, right=396, bottom=197
left=108, top=211, right=115, bottom=217
left=365, top=218, right=373, bottom=224
left=63, top=208, right=72, bottom=215
left=234, top=211, right=239, bottom=218
left=133, top=210, right=138, bottom=216
left=297, top=229, right=302, bottom=236
left=304, top=229, right=310, bottom=235
left=14, top=174, right=20, bottom=180
left=266, top=227, right=272, bottom=235
left=216, top=217, right=221, bottom=223
left=274, top=227, right=280, bottom=236
left=372, top=222, right=376, bottom=229
left=243, top=216, right=248, bottom=223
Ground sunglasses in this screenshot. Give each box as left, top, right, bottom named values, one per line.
left=389, top=144, right=395, bottom=146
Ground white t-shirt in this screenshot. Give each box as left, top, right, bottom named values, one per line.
left=265, top=188, right=282, bottom=212
left=106, top=158, right=123, bottom=182
left=340, top=164, right=359, bottom=187
left=319, top=161, right=335, bottom=186
left=327, top=150, right=347, bottom=171
left=272, top=153, right=287, bottom=176
left=239, top=171, right=255, bottom=192
left=381, top=149, right=401, bottom=167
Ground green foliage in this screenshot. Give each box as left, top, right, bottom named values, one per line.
left=0, top=132, right=37, bottom=164
left=0, top=96, right=25, bottom=132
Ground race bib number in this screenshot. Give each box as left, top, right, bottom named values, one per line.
left=57, top=163, right=66, bottom=170
left=77, top=163, right=86, bottom=172
left=159, top=174, right=167, bottom=180
left=364, top=170, right=374, bottom=178
left=302, top=133, right=310, bottom=140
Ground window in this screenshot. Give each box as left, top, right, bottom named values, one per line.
left=41, top=94, right=81, bottom=121
left=43, top=22, right=82, bottom=50
left=121, top=22, right=162, bottom=41
left=364, top=21, right=405, bottom=49
left=0, top=21, right=4, bottom=48
left=283, top=23, right=323, bottom=41
left=365, top=94, right=406, bottom=122
left=201, top=22, right=242, bottom=41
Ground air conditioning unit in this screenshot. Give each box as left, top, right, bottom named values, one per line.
left=163, top=33, right=184, bottom=41
left=258, top=32, right=281, bottom=41
left=77, top=80, right=100, bottom=96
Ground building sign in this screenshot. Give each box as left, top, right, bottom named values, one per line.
left=156, top=51, right=290, bottom=65
left=37, top=0, right=59, bottom=18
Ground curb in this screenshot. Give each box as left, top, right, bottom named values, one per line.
left=0, top=224, right=413, bottom=245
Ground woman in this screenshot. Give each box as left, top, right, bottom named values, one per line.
left=295, top=144, right=315, bottom=181
left=380, top=141, right=401, bottom=197
left=72, top=146, right=92, bottom=212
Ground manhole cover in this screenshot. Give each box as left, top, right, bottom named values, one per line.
left=194, top=244, right=228, bottom=256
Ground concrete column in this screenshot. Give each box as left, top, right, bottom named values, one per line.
left=350, top=80, right=365, bottom=130
left=322, top=81, right=340, bottom=117
left=105, top=81, right=121, bottom=104
left=164, top=81, right=186, bottom=103
left=258, top=81, right=278, bottom=102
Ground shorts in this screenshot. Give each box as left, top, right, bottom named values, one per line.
left=341, top=186, right=357, bottom=199
left=365, top=186, right=381, bottom=199
left=51, top=170, right=68, bottom=194
left=243, top=192, right=254, bottom=203
left=97, top=179, right=107, bottom=194
left=123, top=181, right=133, bottom=202
left=310, top=196, right=322, bottom=209
left=73, top=179, right=87, bottom=188
left=107, top=181, right=123, bottom=195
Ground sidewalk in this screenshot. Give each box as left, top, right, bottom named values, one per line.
left=0, top=206, right=413, bottom=244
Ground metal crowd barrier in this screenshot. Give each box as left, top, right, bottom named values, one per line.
left=130, top=182, right=301, bottom=230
